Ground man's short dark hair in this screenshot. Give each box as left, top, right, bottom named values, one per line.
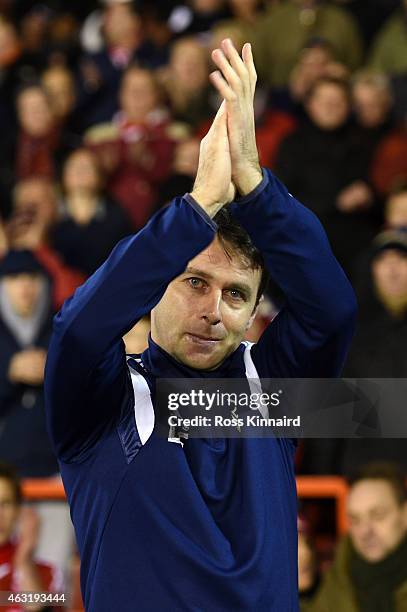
left=0, top=462, right=22, bottom=505
left=213, top=207, right=269, bottom=306
left=348, top=462, right=407, bottom=506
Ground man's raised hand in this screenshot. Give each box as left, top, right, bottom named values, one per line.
left=210, top=39, right=262, bottom=196
left=190, top=101, right=235, bottom=218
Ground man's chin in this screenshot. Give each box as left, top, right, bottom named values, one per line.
left=179, top=352, right=224, bottom=371
left=357, top=545, right=387, bottom=563
left=175, top=343, right=229, bottom=371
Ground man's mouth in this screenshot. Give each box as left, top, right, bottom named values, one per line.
left=185, top=333, right=223, bottom=345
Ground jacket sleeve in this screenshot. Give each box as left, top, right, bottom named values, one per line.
left=229, top=169, right=357, bottom=378
left=44, top=196, right=216, bottom=462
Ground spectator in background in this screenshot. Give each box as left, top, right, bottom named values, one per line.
left=302, top=229, right=407, bottom=475
left=0, top=462, right=62, bottom=608
left=351, top=70, right=394, bottom=174
left=352, top=71, right=393, bottom=133
left=42, top=65, right=76, bottom=127
left=4, top=177, right=85, bottom=310
left=311, top=462, right=407, bottom=612
left=289, top=39, right=350, bottom=110
left=0, top=247, right=75, bottom=598
left=41, top=65, right=84, bottom=138
left=338, top=231, right=407, bottom=475
left=15, top=85, right=58, bottom=179
left=79, top=1, right=168, bottom=127
left=15, top=84, right=75, bottom=181
left=11, top=177, right=57, bottom=244
left=52, top=148, right=132, bottom=276
left=275, top=76, right=377, bottom=273
left=345, top=230, right=407, bottom=378
left=160, top=37, right=214, bottom=130
left=0, top=250, right=57, bottom=479
left=85, top=65, right=175, bottom=229
left=368, top=0, right=407, bottom=77
left=255, top=0, right=362, bottom=90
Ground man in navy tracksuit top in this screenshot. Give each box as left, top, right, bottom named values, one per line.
left=44, top=41, right=356, bottom=611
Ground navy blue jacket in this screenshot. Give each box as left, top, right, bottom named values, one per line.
left=44, top=170, right=356, bottom=611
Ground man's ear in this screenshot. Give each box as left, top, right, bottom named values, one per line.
left=245, top=295, right=264, bottom=331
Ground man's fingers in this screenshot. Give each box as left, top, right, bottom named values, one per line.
left=211, top=49, right=241, bottom=93
left=209, top=70, right=236, bottom=102
left=211, top=40, right=256, bottom=100
left=220, top=38, right=249, bottom=85
left=242, top=43, right=257, bottom=95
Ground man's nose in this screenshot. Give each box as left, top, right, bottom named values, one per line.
left=201, top=290, right=222, bottom=325
left=359, top=522, right=374, bottom=539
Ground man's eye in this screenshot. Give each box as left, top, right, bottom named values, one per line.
left=372, top=510, right=388, bottom=521
left=188, top=277, right=204, bottom=288
left=227, top=289, right=244, bottom=300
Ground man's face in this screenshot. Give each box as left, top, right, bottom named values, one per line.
left=352, top=83, right=390, bottom=129
left=171, top=40, right=208, bottom=91
left=151, top=237, right=261, bottom=370
left=15, top=178, right=57, bottom=226
left=372, top=249, right=407, bottom=298
left=306, top=83, right=349, bottom=130
left=3, top=273, right=43, bottom=318
left=17, top=88, right=53, bottom=137
left=347, top=479, right=407, bottom=562
left=0, top=479, right=19, bottom=546
left=104, top=4, right=140, bottom=47
left=63, top=150, right=100, bottom=194
left=42, top=68, right=76, bottom=120
left=120, top=69, right=158, bottom=122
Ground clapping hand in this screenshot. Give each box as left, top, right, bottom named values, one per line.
left=210, top=39, right=262, bottom=196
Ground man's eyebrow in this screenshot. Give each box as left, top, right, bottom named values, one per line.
left=184, top=267, right=253, bottom=297
left=184, top=267, right=213, bottom=279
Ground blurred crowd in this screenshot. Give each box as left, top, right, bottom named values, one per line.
left=0, top=0, right=406, bottom=609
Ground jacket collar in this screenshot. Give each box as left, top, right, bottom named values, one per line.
left=140, top=335, right=246, bottom=379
